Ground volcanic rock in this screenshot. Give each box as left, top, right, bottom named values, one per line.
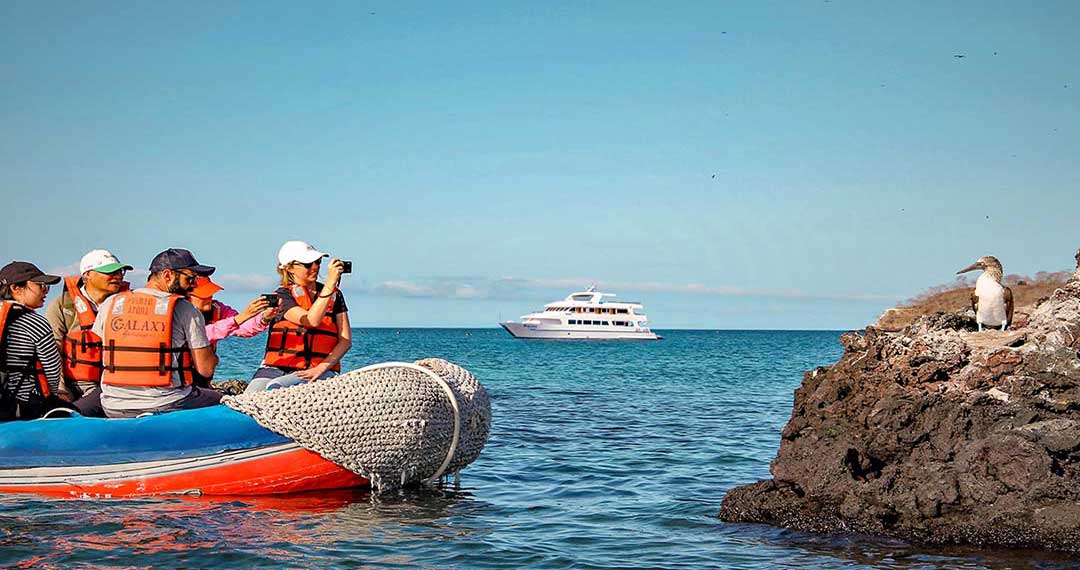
left=720, top=272, right=1080, bottom=552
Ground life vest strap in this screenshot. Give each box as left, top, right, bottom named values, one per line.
left=267, top=347, right=333, bottom=358
left=64, top=336, right=103, bottom=353
left=103, top=340, right=191, bottom=374
left=102, top=345, right=191, bottom=354
left=65, top=356, right=104, bottom=366
left=302, top=328, right=339, bottom=338
left=101, top=365, right=190, bottom=373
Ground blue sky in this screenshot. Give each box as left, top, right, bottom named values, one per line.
left=2, top=1, right=1077, bottom=328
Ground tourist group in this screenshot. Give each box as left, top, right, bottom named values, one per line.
left=0, top=241, right=352, bottom=420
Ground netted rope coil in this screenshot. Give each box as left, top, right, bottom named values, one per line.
left=222, top=358, right=491, bottom=493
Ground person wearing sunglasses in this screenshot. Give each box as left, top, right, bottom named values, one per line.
left=44, top=249, right=133, bottom=416
left=186, top=275, right=277, bottom=388
left=247, top=240, right=352, bottom=392
left=0, top=261, right=64, bottom=420
left=91, top=248, right=222, bottom=418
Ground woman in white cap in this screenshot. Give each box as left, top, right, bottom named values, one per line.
left=0, top=261, right=64, bottom=420
left=247, top=241, right=352, bottom=392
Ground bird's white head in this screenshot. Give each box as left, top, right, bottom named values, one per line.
left=957, top=255, right=1004, bottom=282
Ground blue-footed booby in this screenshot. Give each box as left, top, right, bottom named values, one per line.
left=956, top=256, right=1014, bottom=331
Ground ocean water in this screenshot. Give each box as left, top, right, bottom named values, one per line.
left=1, top=329, right=1076, bottom=569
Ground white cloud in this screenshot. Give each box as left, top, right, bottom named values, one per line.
left=353, top=276, right=901, bottom=303
left=45, top=262, right=81, bottom=277
left=45, top=261, right=148, bottom=282
left=491, top=277, right=898, bottom=302
left=144, top=269, right=899, bottom=303
left=369, top=280, right=486, bottom=299
left=35, top=263, right=894, bottom=304
left=215, top=273, right=279, bottom=292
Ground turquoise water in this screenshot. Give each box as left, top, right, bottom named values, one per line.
left=1, top=329, right=1075, bottom=569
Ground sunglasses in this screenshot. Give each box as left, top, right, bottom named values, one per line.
left=294, top=259, right=322, bottom=269
left=174, top=270, right=198, bottom=282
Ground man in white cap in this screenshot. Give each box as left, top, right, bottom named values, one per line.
left=44, top=249, right=133, bottom=413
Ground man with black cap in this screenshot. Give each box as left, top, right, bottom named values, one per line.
left=0, top=261, right=64, bottom=420
left=91, top=248, right=222, bottom=418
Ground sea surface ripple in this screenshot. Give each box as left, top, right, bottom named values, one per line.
left=1, top=329, right=1075, bottom=569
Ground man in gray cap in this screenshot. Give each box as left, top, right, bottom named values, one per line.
left=91, top=249, right=221, bottom=418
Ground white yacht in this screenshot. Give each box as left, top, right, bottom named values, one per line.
left=500, top=287, right=660, bottom=340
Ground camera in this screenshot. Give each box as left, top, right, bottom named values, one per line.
left=341, top=260, right=353, bottom=274
left=261, top=293, right=281, bottom=307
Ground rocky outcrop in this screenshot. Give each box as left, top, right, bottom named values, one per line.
left=720, top=273, right=1080, bottom=552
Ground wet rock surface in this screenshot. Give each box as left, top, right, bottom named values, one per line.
left=720, top=279, right=1080, bottom=553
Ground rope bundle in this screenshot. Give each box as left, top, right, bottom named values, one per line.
left=222, top=358, right=491, bottom=493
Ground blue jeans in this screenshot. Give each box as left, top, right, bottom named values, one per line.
left=245, top=366, right=337, bottom=393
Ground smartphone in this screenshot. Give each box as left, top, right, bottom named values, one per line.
left=261, top=293, right=281, bottom=307
left=341, top=260, right=353, bottom=274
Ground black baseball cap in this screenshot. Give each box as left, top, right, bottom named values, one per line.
left=148, top=248, right=216, bottom=276
left=0, top=261, right=62, bottom=286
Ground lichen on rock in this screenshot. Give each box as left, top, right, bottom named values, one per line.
left=720, top=258, right=1080, bottom=552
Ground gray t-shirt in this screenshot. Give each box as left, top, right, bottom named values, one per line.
left=92, top=287, right=210, bottom=413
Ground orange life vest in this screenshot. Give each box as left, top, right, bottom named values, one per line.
left=100, top=291, right=195, bottom=387
left=0, top=301, right=51, bottom=398
left=60, top=276, right=105, bottom=383
left=263, top=285, right=340, bottom=372
left=191, top=301, right=224, bottom=388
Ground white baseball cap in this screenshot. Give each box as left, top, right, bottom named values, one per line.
left=277, top=240, right=329, bottom=267
left=80, top=249, right=134, bottom=274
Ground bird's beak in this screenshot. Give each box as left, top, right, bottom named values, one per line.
left=957, top=262, right=982, bottom=274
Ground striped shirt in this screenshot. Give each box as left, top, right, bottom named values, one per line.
left=1, top=308, right=63, bottom=403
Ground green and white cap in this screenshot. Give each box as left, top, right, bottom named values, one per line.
left=80, top=249, right=133, bottom=274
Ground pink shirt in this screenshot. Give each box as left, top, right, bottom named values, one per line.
left=204, top=302, right=270, bottom=343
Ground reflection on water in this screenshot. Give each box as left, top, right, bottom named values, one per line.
left=0, top=486, right=487, bottom=569
left=2, top=330, right=1078, bottom=569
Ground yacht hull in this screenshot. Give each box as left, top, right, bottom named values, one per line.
left=500, top=322, right=659, bottom=340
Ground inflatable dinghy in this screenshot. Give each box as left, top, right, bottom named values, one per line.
left=0, top=359, right=490, bottom=498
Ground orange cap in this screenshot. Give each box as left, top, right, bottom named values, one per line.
left=190, top=276, right=224, bottom=299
